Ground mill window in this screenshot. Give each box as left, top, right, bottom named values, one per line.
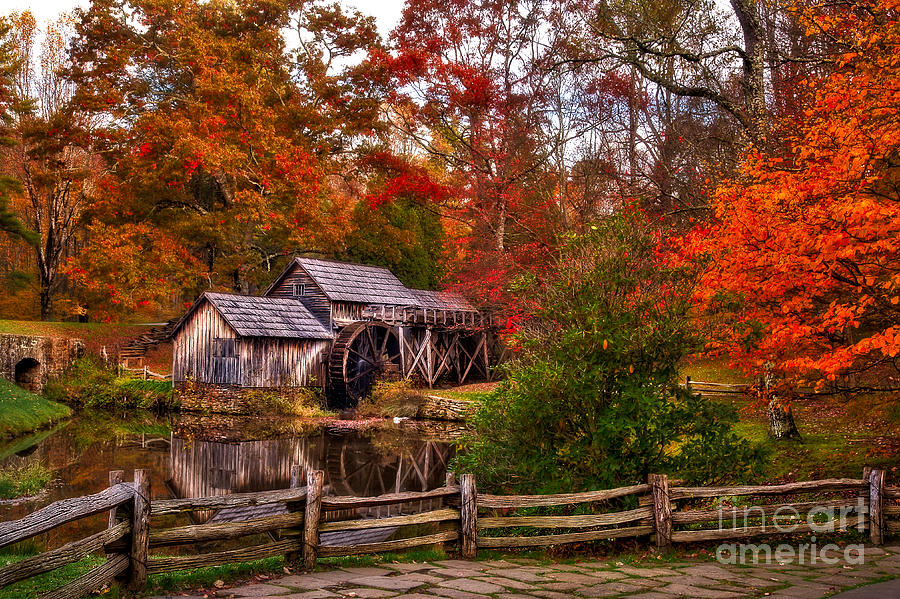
left=212, top=338, right=236, bottom=358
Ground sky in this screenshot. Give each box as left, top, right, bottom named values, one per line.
left=3, top=0, right=406, bottom=37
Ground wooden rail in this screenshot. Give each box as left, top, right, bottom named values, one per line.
left=680, top=377, right=749, bottom=395
left=0, top=468, right=897, bottom=598
left=119, top=366, right=172, bottom=381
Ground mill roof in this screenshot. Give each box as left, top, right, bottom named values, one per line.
left=174, top=292, right=333, bottom=340
left=294, top=257, right=419, bottom=306
left=408, top=288, right=476, bottom=312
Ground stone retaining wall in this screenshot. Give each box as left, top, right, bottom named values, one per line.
left=0, top=333, right=84, bottom=393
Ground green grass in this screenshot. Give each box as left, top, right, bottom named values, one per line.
left=43, top=357, right=175, bottom=410
left=422, top=388, right=492, bottom=402
left=0, top=553, right=120, bottom=599
left=680, top=356, right=753, bottom=384
left=145, top=556, right=286, bottom=595
left=143, top=549, right=449, bottom=596
left=682, top=357, right=900, bottom=482
left=317, top=548, right=448, bottom=570
left=0, top=461, right=53, bottom=499
left=0, top=379, right=71, bottom=439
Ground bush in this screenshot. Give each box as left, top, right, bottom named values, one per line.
left=44, top=357, right=175, bottom=410
left=357, top=380, right=425, bottom=418
left=456, top=209, right=766, bottom=493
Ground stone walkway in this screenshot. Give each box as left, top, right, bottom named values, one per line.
left=150, top=544, right=900, bottom=599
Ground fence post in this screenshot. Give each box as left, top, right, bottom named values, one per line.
left=285, top=465, right=303, bottom=567
left=649, top=474, right=672, bottom=552
left=303, top=470, right=324, bottom=570
left=105, top=470, right=127, bottom=582
left=460, top=474, right=477, bottom=558
left=445, top=472, right=457, bottom=486
left=108, top=470, right=125, bottom=528
left=129, top=469, right=151, bottom=590
left=869, top=468, right=885, bottom=545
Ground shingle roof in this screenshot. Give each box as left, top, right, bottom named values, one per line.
left=408, top=288, right=476, bottom=312
left=295, top=257, right=418, bottom=306
left=195, top=292, right=333, bottom=339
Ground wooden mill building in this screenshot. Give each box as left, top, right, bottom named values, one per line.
left=172, top=257, right=500, bottom=410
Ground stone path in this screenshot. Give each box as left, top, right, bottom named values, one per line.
left=149, top=544, right=900, bottom=599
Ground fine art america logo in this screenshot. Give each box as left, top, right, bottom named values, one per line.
left=714, top=498, right=867, bottom=565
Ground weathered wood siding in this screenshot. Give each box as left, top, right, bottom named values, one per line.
left=173, top=302, right=238, bottom=384
left=266, top=264, right=332, bottom=325
left=173, top=301, right=329, bottom=387
left=241, top=338, right=329, bottom=387
left=331, top=302, right=366, bottom=323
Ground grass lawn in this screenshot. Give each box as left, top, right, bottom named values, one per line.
left=682, top=357, right=899, bottom=483
left=423, top=382, right=498, bottom=402
left=0, top=379, right=71, bottom=439
left=0, top=552, right=119, bottom=599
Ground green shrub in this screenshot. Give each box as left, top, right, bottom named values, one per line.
left=0, top=462, right=53, bottom=499
left=357, top=380, right=425, bottom=418
left=44, top=357, right=175, bottom=410
left=456, top=210, right=766, bottom=493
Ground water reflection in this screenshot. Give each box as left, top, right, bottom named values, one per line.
left=0, top=411, right=460, bottom=548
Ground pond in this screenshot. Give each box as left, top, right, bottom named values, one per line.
left=0, top=411, right=461, bottom=551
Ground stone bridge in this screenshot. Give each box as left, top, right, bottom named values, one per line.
left=0, top=334, right=84, bottom=393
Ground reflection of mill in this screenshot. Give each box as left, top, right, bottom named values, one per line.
left=167, top=427, right=454, bottom=525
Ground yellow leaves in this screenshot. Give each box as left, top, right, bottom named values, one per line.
left=892, top=296, right=900, bottom=305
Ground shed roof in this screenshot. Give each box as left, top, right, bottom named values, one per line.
left=408, top=288, right=476, bottom=312
left=295, top=257, right=418, bottom=306
left=175, top=292, right=333, bottom=340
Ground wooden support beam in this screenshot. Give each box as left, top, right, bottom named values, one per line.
left=405, top=329, right=430, bottom=379
left=425, top=329, right=434, bottom=386
left=481, top=331, right=490, bottom=380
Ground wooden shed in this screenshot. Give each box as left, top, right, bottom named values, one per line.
left=172, top=258, right=502, bottom=412
left=172, top=292, right=333, bottom=397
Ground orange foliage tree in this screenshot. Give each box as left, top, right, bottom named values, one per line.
left=685, top=0, right=900, bottom=398
left=66, top=0, right=388, bottom=309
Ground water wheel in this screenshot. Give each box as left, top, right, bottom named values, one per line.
left=328, top=321, right=402, bottom=408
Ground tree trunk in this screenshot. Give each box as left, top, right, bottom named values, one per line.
left=730, top=0, right=767, bottom=140
left=767, top=397, right=800, bottom=440
left=39, top=283, right=53, bottom=321
left=761, top=362, right=800, bottom=439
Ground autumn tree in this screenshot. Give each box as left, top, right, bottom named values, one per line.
left=344, top=153, right=448, bottom=289
left=0, top=17, right=36, bottom=246
left=684, top=0, right=900, bottom=432
left=386, top=0, right=597, bottom=303
left=67, top=0, right=389, bottom=306
left=1, top=12, right=94, bottom=320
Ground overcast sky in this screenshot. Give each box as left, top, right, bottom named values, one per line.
left=3, top=0, right=406, bottom=37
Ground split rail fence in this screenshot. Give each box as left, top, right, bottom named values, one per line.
left=0, top=468, right=897, bottom=598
